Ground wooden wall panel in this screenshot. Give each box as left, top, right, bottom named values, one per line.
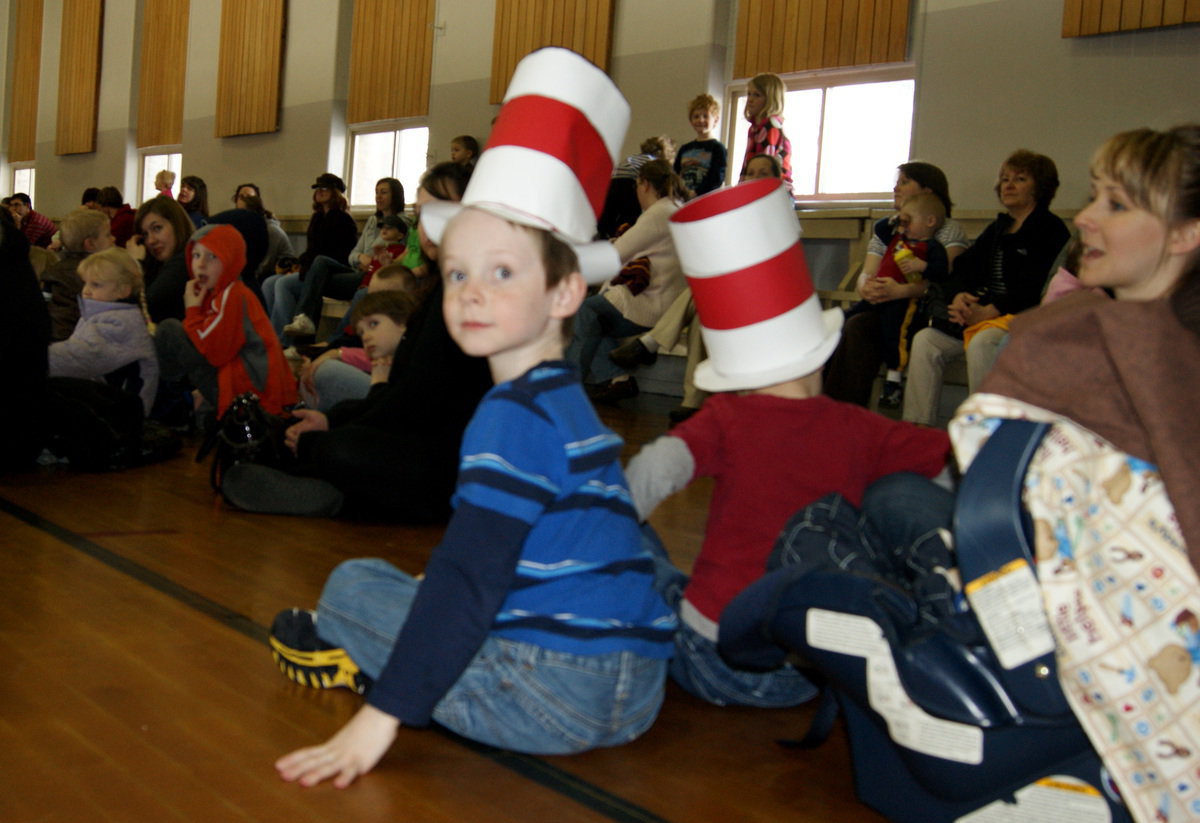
left=136, top=0, right=188, bottom=148
left=1063, top=0, right=1198, bottom=34
left=214, top=0, right=285, bottom=137
left=735, top=0, right=910, bottom=79
left=8, top=0, right=44, bottom=163
left=347, top=0, right=434, bottom=123
left=489, top=0, right=614, bottom=104
left=56, top=0, right=103, bottom=155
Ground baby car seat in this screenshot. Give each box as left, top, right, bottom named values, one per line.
left=719, top=420, right=1131, bottom=823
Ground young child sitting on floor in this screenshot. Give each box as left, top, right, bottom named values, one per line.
left=154, top=223, right=297, bottom=416
left=296, top=264, right=422, bottom=411
left=350, top=289, right=416, bottom=387
left=846, top=191, right=949, bottom=407
left=42, top=207, right=116, bottom=341
left=625, top=178, right=951, bottom=708
left=48, top=247, right=158, bottom=414
left=269, top=48, right=676, bottom=788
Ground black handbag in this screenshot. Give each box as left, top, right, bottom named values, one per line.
left=195, top=392, right=292, bottom=491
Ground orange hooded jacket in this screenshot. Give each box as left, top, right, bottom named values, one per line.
left=183, top=224, right=298, bottom=415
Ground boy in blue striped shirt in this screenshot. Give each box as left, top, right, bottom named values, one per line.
left=271, top=202, right=676, bottom=788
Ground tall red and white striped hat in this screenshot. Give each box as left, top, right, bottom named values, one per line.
left=668, top=178, right=843, bottom=392
left=421, top=47, right=628, bottom=284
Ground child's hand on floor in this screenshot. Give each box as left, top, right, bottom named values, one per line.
left=275, top=703, right=400, bottom=788
left=284, top=408, right=329, bottom=454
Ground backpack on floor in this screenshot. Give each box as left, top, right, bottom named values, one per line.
left=43, top=377, right=145, bottom=471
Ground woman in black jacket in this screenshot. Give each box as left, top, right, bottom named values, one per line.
left=902, top=150, right=1070, bottom=426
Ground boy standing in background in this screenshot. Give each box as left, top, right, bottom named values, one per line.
left=674, top=94, right=727, bottom=196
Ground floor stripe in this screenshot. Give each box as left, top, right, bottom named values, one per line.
left=0, top=495, right=671, bottom=823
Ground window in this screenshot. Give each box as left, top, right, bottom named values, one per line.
left=140, top=150, right=183, bottom=203
left=349, top=125, right=430, bottom=210
left=12, top=166, right=36, bottom=199
left=727, top=68, right=914, bottom=203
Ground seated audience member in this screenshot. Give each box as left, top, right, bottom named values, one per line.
left=80, top=187, right=102, bottom=210
left=0, top=209, right=50, bottom=470
left=610, top=153, right=785, bottom=422
left=266, top=173, right=361, bottom=341
left=49, top=248, right=158, bottom=414
left=154, top=224, right=297, bottom=416
left=177, top=175, right=209, bottom=229
left=824, top=161, right=969, bottom=409
left=9, top=193, right=56, bottom=248
left=759, top=124, right=1200, bottom=823
left=598, top=134, right=677, bottom=238
left=268, top=48, right=675, bottom=788
left=298, top=264, right=424, bottom=412
left=232, top=184, right=294, bottom=282
left=570, top=158, right=689, bottom=404
left=98, top=186, right=137, bottom=248
left=277, top=176, right=404, bottom=339
left=126, top=196, right=195, bottom=323
left=218, top=162, right=490, bottom=523
left=625, top=178, right=950, bottom=707
left=839, top=192, right=950, bottom=409
left=42, top=208, right=116, bottom=341
left=903, top=150, right=1070, bottom=426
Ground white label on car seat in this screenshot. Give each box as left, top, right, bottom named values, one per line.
left=808, top=609, right=984, bottom=764
left=807, top=610, right=887, bottom=657
left=956, top=774, right=1110, bottom=822
left=965, top=558, right=1056, bottom=670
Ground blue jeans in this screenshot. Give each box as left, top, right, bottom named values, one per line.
left=308, top=358, right=370, bottom=412
left=566, top=294, right=650, bottom=385
left=267, top=273, right=302, bottom=339
left=315, top=558, right=668, bottom=754
left=640, top=527, right=817, bottom=708
left=770, top=473, right=962, bottom=623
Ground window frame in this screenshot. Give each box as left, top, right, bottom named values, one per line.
left=346, top=120, right=431, bottom=211
left=725, top=62, right=916, bottom=206
left=10, top=164, right=37, bottom=201
left=137, top=148, right=182, bottom=206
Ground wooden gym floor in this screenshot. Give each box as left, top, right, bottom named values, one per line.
left=0, top=392, right=884, bottom=822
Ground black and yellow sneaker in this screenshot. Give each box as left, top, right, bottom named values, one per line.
left=268, top=608, right=371, bottom=694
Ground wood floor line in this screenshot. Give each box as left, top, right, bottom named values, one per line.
left=0, top=493, right=674, bottom=823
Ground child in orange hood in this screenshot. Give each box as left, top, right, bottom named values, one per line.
left=154, top=223, right=297, bottom=416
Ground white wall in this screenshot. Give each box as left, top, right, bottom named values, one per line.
left=912, top=0, right=1200, bottom=212
left=3, top=0, right=1199, bottom=220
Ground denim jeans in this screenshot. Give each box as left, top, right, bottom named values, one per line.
left=770, top=473, right=962, bottom=624
left=305, top=358, right=370, bottom=412
left=267, top=273, right=302, bottom=340
left=639, top=527, right=817, bottom=708
left=566, top=294, right=650, bottom=385
left=315, top=558, right=668, bottom=754
left=295, top=256, right=361, bottom=324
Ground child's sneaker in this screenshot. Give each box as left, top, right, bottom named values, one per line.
left=878, top=379, right=903, bottom=409
left=269, top=608, right=370, bottom=694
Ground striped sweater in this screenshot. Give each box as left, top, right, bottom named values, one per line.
left=369, top=361, right=676, bottom=726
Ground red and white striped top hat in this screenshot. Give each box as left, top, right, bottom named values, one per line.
left=421, top=47, right=629, bottom=284
left=668, top=178, right=843, bottom=392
